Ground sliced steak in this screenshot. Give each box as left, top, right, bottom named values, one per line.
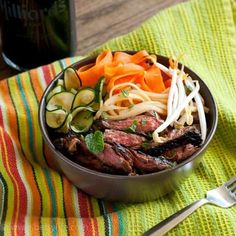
left=163, top=144, right=199, bottom=163
left=129, top=150, right=173, bottom=173
left=96, top=143, right=133, bottom=174
left=140, top=126, right=202, bottom=157
left=53, top=135, right=80, bottom=154
left=95, top=114, right=161, bottom=133
left=104, top=129, right=146, bottom=148
left=114, top=144, right=173, bottom=173
left=53, top=136, right=133, bottom=174
left=74, top=153, right=108, bottom=172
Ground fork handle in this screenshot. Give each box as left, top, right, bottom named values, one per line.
left=143, top=198, right=209, bottom=236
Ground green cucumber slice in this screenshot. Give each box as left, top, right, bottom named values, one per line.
left=57, top=79, right=64, bottom=87
left=70, top=107, right=94, bottom=133
left=56, top=113, right=72, bottom=133
left=46, top=85, right=64, bottom=103
left=46, top=91, right=74, bottom=112
left=46, top=109, right=67, bottom=129
left=91, top=77, right=105, bottom=110
left=72, top=88, right=95, bottom=109
left=64, top=67, right=82, bottom=91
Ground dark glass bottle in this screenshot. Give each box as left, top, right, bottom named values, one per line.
left=0, top=0, right=76, bottom=70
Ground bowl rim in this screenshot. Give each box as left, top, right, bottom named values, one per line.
left=39, top=51, right=218, bottom=180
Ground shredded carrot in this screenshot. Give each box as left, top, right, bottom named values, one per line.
left=78, top=49, right=113, bottom=86
left=144, top=65, right=166, bottom=93
left=77, top=49, right=171, bottom=93
left=113, top=52, right=132, bottom=64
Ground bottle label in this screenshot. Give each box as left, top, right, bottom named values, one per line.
left=0, top=0, right=67, bottom=23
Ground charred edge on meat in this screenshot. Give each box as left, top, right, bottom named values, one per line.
left=114, top=144, right=174, bottom=174
left=140, top=130, right=202, bottom=157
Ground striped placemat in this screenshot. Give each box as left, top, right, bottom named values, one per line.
left=0, top=0, right=235, bottom=235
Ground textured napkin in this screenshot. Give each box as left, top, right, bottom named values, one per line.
left=0, top=0, right=235, bottom=235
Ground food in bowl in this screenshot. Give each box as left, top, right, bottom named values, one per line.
left=44, top=49, right=209, bottom=176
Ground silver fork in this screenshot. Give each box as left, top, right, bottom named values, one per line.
left=143, top=176, right=236, bottom=236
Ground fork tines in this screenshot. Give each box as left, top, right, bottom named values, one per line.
left=224, top=176, right=236, bottom=197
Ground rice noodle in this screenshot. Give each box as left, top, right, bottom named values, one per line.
left=103, top=102, right=167, bottom=120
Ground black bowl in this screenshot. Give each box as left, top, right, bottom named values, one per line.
left=39, top=51, right=218, bottom=202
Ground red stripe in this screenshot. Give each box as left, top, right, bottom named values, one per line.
left=78, top=192, right=90, bottom=217
left=0, top=129, right=27, bottom=236
left=42, top=65, right=53, bottom=85
left=93, top=218, right=99, bottom=236
left=82, top=218, right=93, bottom=236
left=78, top=192, right=93, bottom=235
left=0, top=107, right=4, bottom=128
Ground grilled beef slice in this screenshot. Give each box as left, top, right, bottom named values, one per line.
left=114, top=144, right=173, bottom=173
left=163, top=144, right=199, bottom=163
left=96, top=143, right=133, bottom=174
left=53, top=136, right=133, bottom=174
left=140, top=126, right=202, bottom=157
left=95, top=114, right=161, bottom=133
left=130, top=150, right=174, bottom=173
left=104, top=129, right=146, bottom=148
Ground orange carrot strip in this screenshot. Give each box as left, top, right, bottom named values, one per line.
left=144, top=65, right=166, bottom=93
left=107, top=63, right=144, bottom=91
left=131, top=50, right=149, bottom=64
left=78, top=49, right=113, bottom=86
left=135, top=76, right=152, bottom=92
left=113, top=52, right=132, bottom=64
left=77, top=63, right=95, bottom=72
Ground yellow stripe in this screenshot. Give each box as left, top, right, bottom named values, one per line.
left=41, top=217, right=53, bottom=236
left=56, top=218, right=68, bottom=236
left=20, top=72, right=46, bottom=166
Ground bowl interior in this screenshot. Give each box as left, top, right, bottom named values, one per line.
left=39, top=51, right=218, bottom=178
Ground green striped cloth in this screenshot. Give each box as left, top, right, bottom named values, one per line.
left=0, top=0, right=235, bottom=235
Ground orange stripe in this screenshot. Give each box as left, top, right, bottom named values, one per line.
left=63, top=178, right=77, bottom=217
left=111, top=213, right=119, bottom=236
left=29, top=69, right=45, bottom=102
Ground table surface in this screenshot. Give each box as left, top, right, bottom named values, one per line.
left=0, top=0, right=186, bottom=80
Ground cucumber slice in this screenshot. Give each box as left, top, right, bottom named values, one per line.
left=46, top=91, right=74, bottom=112
left=46, top=109, right=67, bottom=129
left=56, top=113, right=73, bottom=133
left=70, top=107, right=94, bottom=133
left=46, top=85, right=64, bottom=103
left=91, top=77, right=105, bottom=110
left=57, top=79, right=64, bottom=87
left=64, top=67, right=82, bottom=91
left=72, top=88, right=95, bottom=109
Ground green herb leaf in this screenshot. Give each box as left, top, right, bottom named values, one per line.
left=125, top=119, right=138, bottom=133
left=141, top=119, right=147, bottom=126
left=85, top=130, right=104, bottom=154
left=121, top=89, right=129, bottom=98
left=141, top=141, right=151, bottom=150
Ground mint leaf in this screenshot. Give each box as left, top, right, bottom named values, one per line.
left=141, top=118, right=147, bottom=126
left=125, top=119, right=138, bottom=133
left=85, top=130, right=104, bottom=154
